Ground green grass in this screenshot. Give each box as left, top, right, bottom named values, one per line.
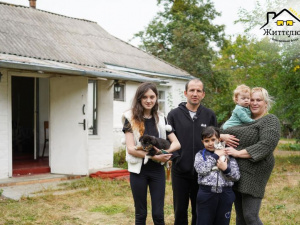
left=89, top=205, right=128, bottom=215
left=0, top=149, right=299, bottom=224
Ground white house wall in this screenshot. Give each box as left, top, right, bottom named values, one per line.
left=113, top=81, right=138, bottom=151
left=88, top=80, right=114, bottom=172
left=0, top=69, right=10, bottom=178
left=165, top=79, right=187, bottom=113
left=113, top=78, right=187, bottom=152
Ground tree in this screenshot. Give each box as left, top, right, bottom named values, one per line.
left=235, top=0, right=300, bottom=139
left=212, top=35, right=282, bottom=124
left=273, top=42, right=300, bottom=139
left=134, top=0, right=226, bottom=97
left=235, top=0, right=293, bottom=32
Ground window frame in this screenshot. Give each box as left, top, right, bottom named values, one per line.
left=158, top=90, right=166, bottom=114
left=88, top=80, right=98, bottom=135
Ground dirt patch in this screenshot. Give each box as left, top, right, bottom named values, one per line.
left=0, top=195, right=7, bottom=201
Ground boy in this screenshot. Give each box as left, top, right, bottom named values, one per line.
left=194, top=126, right=240, bottom=225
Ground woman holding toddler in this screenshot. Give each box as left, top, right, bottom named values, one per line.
left=221, top=87, right=280, bottom=225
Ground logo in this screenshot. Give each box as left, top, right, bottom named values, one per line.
left=225, top=212, right=231, bottom=219
left=260, top=8, right=300, bottom=42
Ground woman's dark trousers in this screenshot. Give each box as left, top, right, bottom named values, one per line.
left=130, top=163, right=165, bottom=225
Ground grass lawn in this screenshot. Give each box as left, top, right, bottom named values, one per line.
left=0, top=148, right=299, bottom=224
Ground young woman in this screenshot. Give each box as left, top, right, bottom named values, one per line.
left=122, top=82, right=181, bottom=225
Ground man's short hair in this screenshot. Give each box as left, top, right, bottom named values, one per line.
left=185, top=78, right=205, bottom=92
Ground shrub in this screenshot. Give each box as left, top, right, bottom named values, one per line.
left=277, top=143, right=300, bottom=151
left=113, top=148, right=128, bottom=169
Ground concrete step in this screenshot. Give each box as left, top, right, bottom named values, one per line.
left=0, top=174, right=84, bottom=187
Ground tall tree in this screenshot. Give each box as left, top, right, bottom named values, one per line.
left=235, top=0, right=291, bottom=32
left=134, top=0, right=225, bottom=95
left=212, top=35, right=282, bottom=123
left=235, top=0, right=300, bottom=139
left=274, top=42, right=300, bottom=139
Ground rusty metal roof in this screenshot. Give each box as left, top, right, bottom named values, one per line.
left=0, top=2, right=191, bottom=78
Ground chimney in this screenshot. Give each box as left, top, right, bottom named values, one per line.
left=29, top=0, right=36, bottom=9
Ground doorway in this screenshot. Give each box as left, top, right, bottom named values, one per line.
left=11, top=76, right=50, bottom=176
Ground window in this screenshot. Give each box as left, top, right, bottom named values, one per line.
left=87, top=80, right=97, bottom=135
left=158, top=90, right=166, bottom=114
left=114, top=82, right=125, bottom=101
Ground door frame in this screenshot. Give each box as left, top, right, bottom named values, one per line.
left=8, top=71, right=50, bottom=177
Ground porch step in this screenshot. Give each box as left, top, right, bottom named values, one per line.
left=13, top=166, right=51, bottom=176
left=90, top=169, right=129, bottom=180
left=0, top=174, right=84, bottom=187
left=13, top=157, right=50, bottom=176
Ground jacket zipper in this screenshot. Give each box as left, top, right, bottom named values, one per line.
left=192, top=117, right=195, bottom=176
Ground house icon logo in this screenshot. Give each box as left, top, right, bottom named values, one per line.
left=260, top=8, right=300, bottom=42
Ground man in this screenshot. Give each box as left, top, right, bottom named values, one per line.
left=167, top=78, right=217, bottom=225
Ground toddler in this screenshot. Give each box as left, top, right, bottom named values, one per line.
left=223, top=84, right=254, bottom=130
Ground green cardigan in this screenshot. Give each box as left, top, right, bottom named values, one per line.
left=221, top=114, right=280, bottom=198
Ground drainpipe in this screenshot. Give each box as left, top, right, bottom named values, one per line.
left=29, top=0, right=36, bottom=9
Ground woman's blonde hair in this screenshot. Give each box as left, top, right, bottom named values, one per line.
left=251, top=87, right=274, bottom=111
left=233, top=84, right=251, bottom=103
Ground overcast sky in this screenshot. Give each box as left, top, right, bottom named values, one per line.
left=3, top=0, right=256, bottom=46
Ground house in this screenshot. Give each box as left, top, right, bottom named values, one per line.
left=0, top=2, right=192, bottom=179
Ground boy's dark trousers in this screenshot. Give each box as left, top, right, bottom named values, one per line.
left=196, top=185, right=235, bottom=225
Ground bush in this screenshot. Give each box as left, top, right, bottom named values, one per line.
left=277, top=143, right=300, bottom=151
left=113, top=148, right=128, bottom=169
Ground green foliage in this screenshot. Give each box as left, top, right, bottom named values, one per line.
left=235, top=0, right=290, bottom=32
left=113, top=148, right=128, bottom=169
left=233, top=0, right=300, bottom=138
left=277, top=143, right=300, bottom=151
left=0, top=189, right=3, bottom=196
left=211, top=35, right=282, bottom=124
left=134, top=0, right=300, bottom=138
left=272, top=42, right=300, bottom=137
left=134, top=0, right=225, bottom=83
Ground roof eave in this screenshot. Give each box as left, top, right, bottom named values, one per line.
left=0, top=60, right=162, bottom=83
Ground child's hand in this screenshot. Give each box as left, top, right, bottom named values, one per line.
left=217, top=157, right=228, bottom=171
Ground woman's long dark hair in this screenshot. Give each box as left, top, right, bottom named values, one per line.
left=131, top=82, right=159, bottom=136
